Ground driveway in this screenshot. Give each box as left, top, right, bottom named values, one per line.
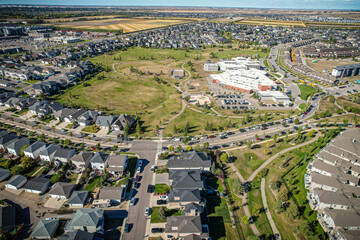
left=155, top=173, right=170, bottom=185
left=44, top=197, right=66, bottom=209
left=97, top=127, right=109, bottom=137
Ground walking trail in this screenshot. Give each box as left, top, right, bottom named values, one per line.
left=228, top=132, right=320, bottom=237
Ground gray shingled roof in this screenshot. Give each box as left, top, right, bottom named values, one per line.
left=68, top=209, right=104, bottom=229
left=0, top=205, right=16, bottom=230
left=40, top=143, right=60, bottom=157
left=165, top=216, right=202, bottom=234
left=0, top=168, right=11, bottom=182
left=68, top=191, right=88, bottom=205
left=98, top=187, right=123, bottom=200
left=30, top=219, right=59, bottom=238
left=168, top=151, right=211, bottom=170
left=71, top=151, right=94, bottom=164
left=90, top=152, right=109, bottom=164
left=324, top=208, right=360, bottom=228
left=48, top=182, right=76, bottom=198
left=169, top=189, right=201, bottom=203
left=59, top=229, right=94, bottom=240
left=169, top=170, right=204, bottom=190
left=5, top=175, right=27, bottom=188
left=23, top=141, right=46, bottom=154
left=23, top=177, right=50, bottom=191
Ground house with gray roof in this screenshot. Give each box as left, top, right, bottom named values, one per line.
left=0, top=168, right=11, bottom=182
left=95, top=115, right=117, bottom=130
left=309, top=189, right=352, bottom=211
left=107, top=154, right=128, bottom=176
left=39, top=144, right=60, bottom=162
left=5, top=137, right=30, bottom=156
left=53, top=148, right=76, bottom=164
left=0, top=204, right=16, bottom=231
left=23, top=141, right=47, bottom=159
left=77, top=110, right=99, bottom=126
left=90, top=152, right=109, bottom=171
left=30, top=219, right=59, bottom=239
left=5, top=175, right=27, bottom=190
left=111, top=114, right=134, bottom=132
left=64, top=109, right=87, bottom=123
left=183, top=202, right=204, bottom=216
left=70, top=151, right=94, bottom=169
left=66, top=208, right=104, bottom=234
left=98, top=187, right=126, bottom=205
left=52, top=108, right=78, bottom=121
left=318, top=208, right=360, bottom=235
left=168, top=151, right=212, bottom=172
left=59, top=229, right=94, bottom=240
left=0, top=133, right=18, bottom=150
left=168, top=189, right=203, bottom=207
left=23, top=177, right=51, bottom=194
left=68, top=191, right=88, bottom=208
left=165, top=215, right=209, bottom=239
left=169, top=170, right=204, bottom=191
left=48, top=182, right=76, bottom=199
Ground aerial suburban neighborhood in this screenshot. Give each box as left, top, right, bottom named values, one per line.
left=0, top=2, right=360, bottom=240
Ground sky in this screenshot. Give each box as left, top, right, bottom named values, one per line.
left=2, top=0, right=360, bottom=10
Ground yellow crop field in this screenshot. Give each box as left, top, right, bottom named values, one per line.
left=46, top=18, right=195, bottom=33
left=236, top=19, right=307, bottom=27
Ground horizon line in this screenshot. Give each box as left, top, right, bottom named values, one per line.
left=1, top=4, right=360, bottom=11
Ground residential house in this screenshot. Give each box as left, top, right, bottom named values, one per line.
left=59, top=229, right=94, bottom=240
left=23, top=177, right=51, bottom=194
left=107, top=154, right=128, bottom=177
left=0, top=168, right=11, bottom=182
left=168, top=189, right=203, bottom=207
left=318, top=208, right=360, bottom=235
left=5, top=175, right=27, bottom=190
left=167, top=151, right=212, bottom=172
left=66, top=209, right=104, bottom=234
left=165, top=215, right=209, bottom=239
left=95, top=115, right=117, bottom=130
left=111, top=114, right=134, bottom=132
left=0, top=133, right=18, bottom=150
left=90, top=152, right=109, bottom=170
left=77, top=110, right=98, bottom=126
left=52, top=108, right=78, bottom=122
left=169, top=170, right=204, bottom=191
left=183, top=202, right=204, bottom=216
left=30, top=219, right=59, bottom=239
left=48, top=182, right=76, bottom=199
left=64, top=109, right=87, bottom=124
left=0, top=203, right=16, bottom=231
left=98, top=187, right=126, bottom=205
left=53, top=148, right=76, bottom=164
left=309, top=189, right=352, bottom=211
left=23, top=141, right=47, bottom=159
left=5, top=137, right=30, bottom=156
left=39, top=144, right=60, bottom=162
left=68, top=191, right=88, bottom=208
left=70, top=151, right=94, bottom=169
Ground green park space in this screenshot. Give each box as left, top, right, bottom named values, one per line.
left=336, top=97, right=360, bottom=113
left=298, top=84, right=318, bottom=100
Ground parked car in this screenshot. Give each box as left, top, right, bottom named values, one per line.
left=136, top=167, right=141, bottom=174
left=151, top=228, right=164, bottom=233
left=145, top=207, right=151, bottom=216
left=130, top=197, right=136, bottom=206
left=157, top=200, right=167, bottom=205
left=138, top=159, right=142, bottom=167
left=151, top=165, right=156, bottom=172
left=159, top=195, right=168, bottom=200
left=124, top=223, right=130, bottom=233
left=147, top=184, right=153, bottom=193
left=135, top=175, right=140, bottom=183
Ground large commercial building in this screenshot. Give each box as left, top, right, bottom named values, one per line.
left=331, top=64, right=360, bottom=78
left=305, top=129, right=360, bottom=240
left=209, top=57, right=277, bottom=94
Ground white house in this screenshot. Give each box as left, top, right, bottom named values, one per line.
left=90, top=152, right=109, bottom=171
left=5, top=175, right=27, bottom=190
left=23, top=177, right=51, bottom=194
left=39, top=144, right=60, bottom=162
left=23, top=141, right=47, bottom=159
left=53, top=148, right=76, bottom=164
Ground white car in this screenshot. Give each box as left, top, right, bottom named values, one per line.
left=159, top=195, right=168, bottom=200
left=136, top=167, right=141, bottom=174
left=145, top=207, right=151, bottom=216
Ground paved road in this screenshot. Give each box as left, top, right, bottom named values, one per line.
left=261, top=178, right=281, bottom=239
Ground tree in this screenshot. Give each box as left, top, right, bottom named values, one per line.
left=287, top=204, right=299, bottom=220
left=258, top=168, right=269, bottom=178
left=294, top=118, right=300, bottom=124
left=124, top=120, right=130, bottom=138
left=186, top=145, right=192, bottom=151
left=274, top=200, right=285, bottom=214
left=242, top=215, right=249, bottom=225
left=51, top=174, right=61, bottom=184
left=298, top=220, right=314, bottom=238
left=272, top=134, right=278, bottom=143
left=308, top=129, right=316, bottom=138
left=21, top=156, right=36, bottom=169
left=278, top=188, right=289, bottom=202
left=343, top=119, right=349, bottom=126
left=64, top=139, right=71, bottom=146
left=182, top=136, right=189, bottom=145
left=183, top=121, right=190, bottom=134
left=107, top=137, right=111, bottom=142
left=168, top=145, right=174, bottom=152
left=136, top=121, right=142, bottom=135
left=176, top=145, right=182, bottom=152
left=69, top=131, right=72, bottom=137
left=172, top=124, right=178, bottom=134
left=19, top=144, right=29, bottom=157
left=203, top=142, right=209, bottom=149
left=11, top=165, right=23, bottom=175
left=158, top=207, right=166, bottom=220
left=220, top=153, right=229, bottom=163
left=232, top=179, right=244, bottom=195
left=246, top=141, right=252, bottom=149
left=0, top=228, right=10, bottom=240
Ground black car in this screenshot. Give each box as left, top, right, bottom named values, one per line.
left=124, top=223, right=130, bottom=233
left=157, top=200, right=167, bottom=205
left=147, top=184, right=153, bottom=193
left=151, top=228, right=164, bottom=233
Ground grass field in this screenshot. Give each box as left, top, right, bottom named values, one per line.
left=151, top=207, right=182, bottom=223
left=47, top=18, right=195, bottom=33
left=337, top=97, right=360, bottom=113
left=236, top=19, right=306, bottom=27
left=298, top=84, right=317, bottom=100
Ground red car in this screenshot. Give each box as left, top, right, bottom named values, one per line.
left=209, top=135, right=216, bottom=139
left=135, top=175, right=140, bottom=183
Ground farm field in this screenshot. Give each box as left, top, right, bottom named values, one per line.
left=43, top=15, right=118, bottom=23
left=46, top=18, right=195, bottom=33
left=236, top=19, right=306, bottom=27
left=306, top=58, right=357, bottom=73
